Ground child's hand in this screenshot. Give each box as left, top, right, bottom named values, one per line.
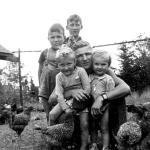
left=65, top=108, right=73, bottom=113
left=48, top=94, right=58, bottom=105
left=91, top=96, right=103, bottom=116
left=39, top=97, right=43, bottom=104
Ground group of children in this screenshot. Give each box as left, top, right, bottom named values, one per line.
left=38, top=14, right=117, bottom=150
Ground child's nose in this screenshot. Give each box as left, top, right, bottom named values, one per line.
left=97, top=65, right=102, bottom=68
left=72, top=25, right=79, bottom=29
left=54, top=37, right=58, bottom=41
left=64, top=66, right=68, bottom=70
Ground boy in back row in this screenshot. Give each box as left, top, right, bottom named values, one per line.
left=65, top=14, right=83, bottom=50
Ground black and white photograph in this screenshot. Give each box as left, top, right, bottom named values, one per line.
left=0, top=0, right=150, bottom=149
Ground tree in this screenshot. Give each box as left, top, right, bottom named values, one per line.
left=29, top=78, right=38, bottom=100
left=119, top=36, right=150, bottom=93
left=0, top=61, right=29, bottom=104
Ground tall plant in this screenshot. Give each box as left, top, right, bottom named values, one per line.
left=119, top=36, right=150, bottom=93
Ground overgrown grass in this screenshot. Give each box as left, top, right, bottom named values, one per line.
left=126, top=88, right=150, bottom=105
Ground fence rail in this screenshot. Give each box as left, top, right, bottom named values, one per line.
left=12, top=38, right=150, bottom=53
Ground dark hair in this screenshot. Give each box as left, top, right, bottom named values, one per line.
left=48, top=23, right=65, bottom=37
left=72, top=40, right=91, bottom=51
left=67, top=14, right=82, bottom=25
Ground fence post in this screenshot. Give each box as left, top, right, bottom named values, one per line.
left=18, top=48, right=23, bottom=106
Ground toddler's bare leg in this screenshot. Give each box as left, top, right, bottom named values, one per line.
left=80, top=112, right=89, bottom=150
left=49, top=104, right=63, bottom=126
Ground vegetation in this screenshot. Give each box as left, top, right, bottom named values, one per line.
left=0, top=61, right=38, bottom=106
left=119, top=35, right=150, bottom=93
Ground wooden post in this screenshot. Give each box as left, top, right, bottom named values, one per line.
left=18, top=48, right=23, bottom=106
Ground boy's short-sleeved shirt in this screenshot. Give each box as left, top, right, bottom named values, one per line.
left=46, top=48, right=58, bottom=69
left=89, top=74, right=115, bottom=100
left=64, top=36, right=82, bottom=51
left=38, top=49, right=48, bottom=67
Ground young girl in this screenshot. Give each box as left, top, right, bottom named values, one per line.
left=90, top=50, right=115, bottom=150
left=49, top=45, right=91, bottom=125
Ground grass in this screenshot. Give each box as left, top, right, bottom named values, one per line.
left=126, top=88, right=150, bottom=105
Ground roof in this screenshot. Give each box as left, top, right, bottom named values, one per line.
left=0, top=44, right=18, bottom=62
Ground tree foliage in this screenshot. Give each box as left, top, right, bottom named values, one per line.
left=119, top=36, right=150, bottom=93
left=0, top=61, right=37, bottom=105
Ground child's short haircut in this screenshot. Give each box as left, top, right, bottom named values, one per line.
left=92, top=50, right=112, bottom=66
left=48, top=23, right=65, bottom=37
left=56, top=45, right=76, bottom=62
left=67, top=14, right=82, bottom=25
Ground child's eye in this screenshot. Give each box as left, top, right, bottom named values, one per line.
left=101, top=63, right=107, bottom=66
left=77, top=54, right=83, bottom=58
left=94, top=63, right=99, bottom=66
left=75, top=23, right=80, bottom=26
left=69, top=23, right=74, bottom=27
left=56, top=36, right=61, bottom=38
left=59, top=64, right=64, bottom=67
left=67, top=63, right=72, bottom=66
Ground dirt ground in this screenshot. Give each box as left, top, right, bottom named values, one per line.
left=0, top=101, right=113, bottom=150
left=0, top=111, right=48, bottom=150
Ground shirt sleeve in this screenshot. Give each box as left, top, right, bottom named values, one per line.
left=38, top=49, right=48, bottom=82
left=38, top=49, right=47, bottom=64
left=55, top=74, right=69, bottom=110
left=78, top=67, right=91, bottom=95
left=106, top=75, right=115, bottom=91
left=91, top=78, right=106, bottom=100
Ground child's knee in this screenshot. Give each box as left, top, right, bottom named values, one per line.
left=49, top=93, right=58, bottom=105
left=49, top=111, right=56, bottom=121
left=101, top=124, right=109, bottom=134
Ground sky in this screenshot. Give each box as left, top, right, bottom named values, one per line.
left=0, top=0, right=150, bottom=86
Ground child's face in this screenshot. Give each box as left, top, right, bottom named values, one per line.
left=92, top=57, right=109, bottom=76
left=66, top=20, right=82, bottom=37
left=58, top=57, right=76, bottom=76
left=48, top=31, right=64, bottom=50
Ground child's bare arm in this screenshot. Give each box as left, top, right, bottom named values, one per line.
left=79, top=67, right=91, bottom=95
left=55, top=75, right=69, bottom=111
left=106, top=68, right=131, bottom=99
